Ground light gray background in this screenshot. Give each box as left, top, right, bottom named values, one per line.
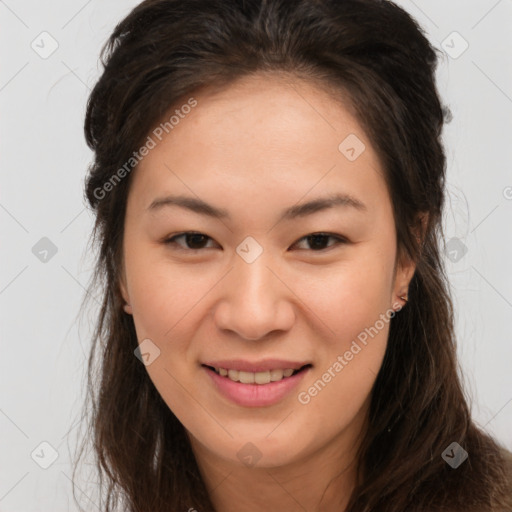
left=1, top=1, right=511, bottom=510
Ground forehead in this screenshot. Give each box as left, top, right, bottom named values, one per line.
left=127, top=73, right=391, bottom=223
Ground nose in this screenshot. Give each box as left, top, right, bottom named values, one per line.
left=214, top=252, right=295, bottom=341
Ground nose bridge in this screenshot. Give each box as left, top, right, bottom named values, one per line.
left=215, top=243, right=294, bottom=339
left=235, top=248, right=275, bottom=306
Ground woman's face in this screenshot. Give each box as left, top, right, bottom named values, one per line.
left=120, top=74, right=415, bottom=470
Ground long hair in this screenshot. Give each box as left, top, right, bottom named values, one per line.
left=73, top=0, right=512, bottom=510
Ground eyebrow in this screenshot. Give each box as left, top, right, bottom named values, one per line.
left=146, top=193, right=367, bottom=222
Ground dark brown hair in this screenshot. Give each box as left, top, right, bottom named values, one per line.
left=74, top=0, right=512, bottom=510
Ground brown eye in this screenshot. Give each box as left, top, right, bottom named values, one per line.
left=292, top=233, right=348, bottom=251
left=163, top=231, right=348, bottom=252
left=164, top=232, right=216, bottom=251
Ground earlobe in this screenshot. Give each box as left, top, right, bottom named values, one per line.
left=391, top=212, right=427, bottom=310
left=119, top=274, right=133, bottom=315
left=393, top=285, right=411, bottom=311
left=392, top=251, right=417, bottom=311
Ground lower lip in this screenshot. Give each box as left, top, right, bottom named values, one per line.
left=203, top=365, right=311, bottom=407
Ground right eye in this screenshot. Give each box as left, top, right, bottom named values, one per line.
left=163, top=232, right=218, bottom=251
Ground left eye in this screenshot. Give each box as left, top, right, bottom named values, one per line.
left=292, top=233, right=347, bottom=251
left=163, top=232, right=347, bottom=252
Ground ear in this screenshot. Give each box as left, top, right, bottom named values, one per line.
left=119, top=264, right=133, bottom=315
left=391, top=212, right=428, bottom=308
left=392, top=252, right=416, bottom=307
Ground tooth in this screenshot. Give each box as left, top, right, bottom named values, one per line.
left=255, top=371, right=271, bottom=384
left=270, top=369, right=285, bottom=381
left=228, top=369, right=239, bottom=381
left=217, top=367, right=298, bottom=384
left=238, top=371, right=255, bottom=384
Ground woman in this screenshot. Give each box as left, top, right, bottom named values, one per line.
left=75, top=0, right=512, bottom=510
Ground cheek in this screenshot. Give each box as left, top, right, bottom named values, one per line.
left=294, top=332, right=387, bottom=461
left=126, top=250, right=214, bottom=342
left=292, top=251, right=393, bottom=412
left=294, top=250, right=395, bottom=340
left=294, top=275, right=391, bottom=448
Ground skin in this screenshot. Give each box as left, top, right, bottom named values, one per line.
left=120, top=72, right=417, bottom=511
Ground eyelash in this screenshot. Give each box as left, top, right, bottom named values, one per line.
left=162, top=231, right=348, bottom=253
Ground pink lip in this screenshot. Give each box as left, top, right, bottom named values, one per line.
left=202, top=359, right=310, bottom=373
left=203, top=365, right=312, bottom=407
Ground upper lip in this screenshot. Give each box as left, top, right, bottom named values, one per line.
left=202, top=359, right=311, bottom=373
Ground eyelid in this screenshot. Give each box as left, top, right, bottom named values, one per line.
left=163, top=231, right=348, bottom=252
left=292, top=232, right=348, bottom=251
left=163, top=231, right=218, bottom=251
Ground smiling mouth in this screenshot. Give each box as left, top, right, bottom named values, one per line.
left=202, top=364, right=312, bottom=385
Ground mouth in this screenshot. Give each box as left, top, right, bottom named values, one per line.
left=202, top=362, right=313, bottom=407
left=202, top=364, right=312, bottom=385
